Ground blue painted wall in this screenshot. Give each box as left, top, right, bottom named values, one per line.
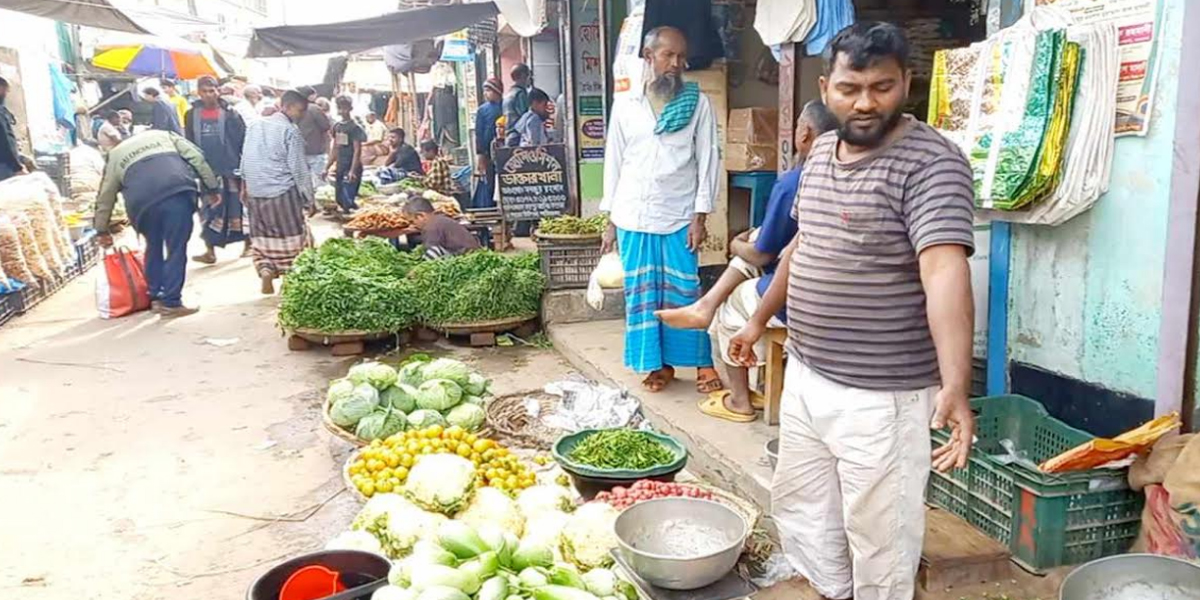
left=1007, top=0, right=1182, bottom=399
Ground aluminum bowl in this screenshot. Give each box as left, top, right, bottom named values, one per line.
left=614, top=497, right=748, bottom=590
left=1059, top=553, right=1200, bottom=600
left=765, top=438, right=779, bottom=471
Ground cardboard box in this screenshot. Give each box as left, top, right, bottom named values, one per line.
left=725, top=142, right=778, bottom=172
left=727, top=107, right=778, bottom=145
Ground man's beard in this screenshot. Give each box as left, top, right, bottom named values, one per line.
left=836, top=109, right=902, bottom=147
left=648, top=72, right=683, bottom=100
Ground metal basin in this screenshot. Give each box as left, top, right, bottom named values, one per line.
left=614, top=497, right=748, bottom=590
left=1060, top=554, right=1200, bottom=600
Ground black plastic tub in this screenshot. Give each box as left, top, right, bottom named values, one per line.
left=245, top=549, right=389, bottom=600
left=564, top=463, right=686, bottom=501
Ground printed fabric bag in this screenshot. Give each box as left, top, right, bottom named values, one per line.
left=95, top=248, right=151, bottom=319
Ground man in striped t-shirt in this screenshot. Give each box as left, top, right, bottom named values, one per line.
left=729, top=22, right=976, bottom=600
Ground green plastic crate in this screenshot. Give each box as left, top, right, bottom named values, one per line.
left=926, top=395, right=1143, bottom=573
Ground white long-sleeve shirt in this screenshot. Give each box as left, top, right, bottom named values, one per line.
left=600, top=91, right=720, bottom=234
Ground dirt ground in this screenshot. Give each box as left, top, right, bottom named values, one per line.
left=0, top=228, right=575, bottom=600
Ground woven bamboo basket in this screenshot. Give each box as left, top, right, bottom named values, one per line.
left=484, top=390, right=566, bottom=450
left=323, top=396, right=369, bottom=447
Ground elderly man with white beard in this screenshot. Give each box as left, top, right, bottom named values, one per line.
left=600, top=26, right=722, bottom=395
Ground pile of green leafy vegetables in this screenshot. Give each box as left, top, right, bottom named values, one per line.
left=279, top=238, right=545, bottom=333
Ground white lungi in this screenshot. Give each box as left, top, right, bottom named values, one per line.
left=771, top=357, right=936, bottom=600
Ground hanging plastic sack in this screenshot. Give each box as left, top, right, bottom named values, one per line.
left=95, top=248, right=151, bottom=319
left=586, top=253, right=624, bottom=311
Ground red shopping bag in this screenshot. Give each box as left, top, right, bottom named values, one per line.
left=95, top=248, right=151, bottom=319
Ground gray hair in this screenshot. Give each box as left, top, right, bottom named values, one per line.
left=799, top=99, right=839, bottom=135
left=642, top=26, right=686, bottom=53
left=242, top=84, right=262, bottom=97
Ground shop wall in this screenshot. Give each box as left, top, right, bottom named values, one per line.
left=0, top=10, right=63, bottom=152
left=1007, top=0, right=1183, bottom=404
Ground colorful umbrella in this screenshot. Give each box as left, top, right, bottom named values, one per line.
left=92, top=44, right=219, bottom=79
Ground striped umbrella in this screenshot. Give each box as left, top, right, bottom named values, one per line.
left=92, top=44, right=219, bottom=79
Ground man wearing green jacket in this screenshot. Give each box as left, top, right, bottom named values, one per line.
left=94, top=130, right=219, bottom=317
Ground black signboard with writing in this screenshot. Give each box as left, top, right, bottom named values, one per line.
left=493, top=144, right=569, bottom=220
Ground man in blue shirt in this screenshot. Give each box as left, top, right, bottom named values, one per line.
left=657, top=100, right=838, bottom=421
left=472, top=78, right=503, bottom=209
left=507, top=88, right=554, bottom=147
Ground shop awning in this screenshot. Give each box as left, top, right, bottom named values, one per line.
left=247, top=2, right=500, bottom=58
left=0, top=0, right=149, bottom=34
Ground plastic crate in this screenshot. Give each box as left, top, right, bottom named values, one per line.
left=0, top=292, right=18, bottom=327
left=926, top=395, right=1143, bottom=573
left=14, top=283, right=43, bottom=314
left=535, top=235, right=603, bottom=290
left=75, top=232, right=100, bottom=271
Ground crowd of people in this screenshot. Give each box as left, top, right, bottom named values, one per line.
left=80, top=75, right=469, bottom=314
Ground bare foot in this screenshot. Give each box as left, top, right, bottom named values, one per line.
left=641, top=366, right=676, bottom=393
left=656, top=302, right=718, bottom=330
left=260, top=274, right=275, bottom=295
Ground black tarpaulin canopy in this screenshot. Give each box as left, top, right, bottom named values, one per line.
left=0, top=0, right=149, bottom=33
left=247, top=2, right=499, bottom=58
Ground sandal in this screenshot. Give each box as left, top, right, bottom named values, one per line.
left=641, top=366, right=676, bottom=393
left=696, top=367, right=723, bottom=394
left=698, top=391, right=756, bottom=423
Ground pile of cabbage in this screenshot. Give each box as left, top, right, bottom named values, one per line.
left=328, top=357, right=492, bottom=440
left=326, top=466, right=629, bottom=600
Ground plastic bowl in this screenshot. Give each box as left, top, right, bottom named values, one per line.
left=245, top=550, right=389, bottom=600
left=552, top=428, right=688, bottom=479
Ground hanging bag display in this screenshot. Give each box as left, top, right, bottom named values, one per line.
left=95, top=247, right=151, bottom=319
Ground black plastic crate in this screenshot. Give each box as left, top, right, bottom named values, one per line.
left=14, top=284, right=43, bottom=314
left=75, top=233, right=100, bottom=271
left=534, top=234, right=603, bottom=290
left=0, top=292, right=18, bottom=327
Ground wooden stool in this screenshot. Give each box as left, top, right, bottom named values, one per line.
left=750, top=328, right=788, bottom=425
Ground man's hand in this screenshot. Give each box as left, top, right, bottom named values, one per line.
left=931, top=387, right=975, bottom=472
left=727, top=320, right=765, bottom=367
left=687, top=215, right=708, bottom=252
left=475, top=155, right=488, bottom=176
left=348, top=170, right=359, bottom=182
left=206, top=192, right=222, bottom=207
left=96, top=233, right=114, bottom=248
left=600, top=222, right=617, bottom=254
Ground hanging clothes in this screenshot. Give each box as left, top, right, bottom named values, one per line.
left=803, top=0, right=855, bottom=56
left=430, top=85, right=460, bottom=147
left=642, top=0, right=723, bottom=71
left=753, top=0, right=816, bottom=47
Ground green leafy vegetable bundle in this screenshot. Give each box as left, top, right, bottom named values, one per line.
left=407, top=251, right=545, bottom=326
left=279, top=238, right=423, bottom=333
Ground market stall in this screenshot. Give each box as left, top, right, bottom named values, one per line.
left=248, top=353, right=771, bottom=600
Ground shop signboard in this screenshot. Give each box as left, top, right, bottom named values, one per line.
left=570, top=0, right=606, bottom=207
left=1037, top=0, right=1163, bottom=136
left=495, top=144, right=570, bottom=220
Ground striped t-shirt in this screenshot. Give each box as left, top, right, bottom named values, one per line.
left=787, top=116, right=975, bottom=391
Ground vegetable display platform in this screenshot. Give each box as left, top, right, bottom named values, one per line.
left=431, top=314, right=540, bottom=336
left=288, top=328, right=408, bottom=356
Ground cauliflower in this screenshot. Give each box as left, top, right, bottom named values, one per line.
left=455, top=487, right=525, bottom=538
left=522, top=511, right=570, bottom=562
left=516, top=485, right=575, bottom=520
left=560, top=502, right=620, bottom=570
left=404, top=454, right=477, bottom=515
left=325, top=530, right=386, bottom=556
left=351, top=493, right=448, bottom=558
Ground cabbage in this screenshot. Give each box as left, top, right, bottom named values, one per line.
left=356, top=408, right=407, bottom=441
left=422, top=358, right=471, bottom=387
left=464, top=373, right=490, bottom=396
left=331, top=383, right=381, bottom=427
left=325, top=530, right=385, bottom=556
left=399, top=361, right=427, bottom=386
left=408, top=409, right=447, bottom=430
left=327, top=378, right=356, bottom=403
left=559, top=502, right=620, bottom=570
left=516, top=486, right=574, bottom=520
left=382, top=384, right=419, bottom=413
left=463, top=395, right=486, bottom=407
left=445, top=403, right=486, bottom=432
left=455, top=487, right=525, bottom=537
left=349, top=361, right=399, bottom=390
left=416, top=379, right=463, bottom=411
left=404, top=453, right=477, bottom=514
left=351, top=493, right=449, bottom=558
